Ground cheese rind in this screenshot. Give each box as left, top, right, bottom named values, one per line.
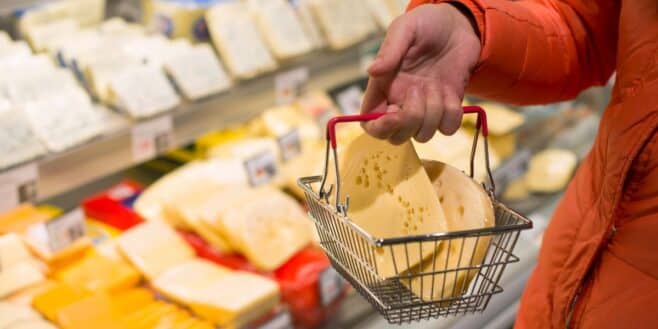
left=337, top=133, right=447, bottom=278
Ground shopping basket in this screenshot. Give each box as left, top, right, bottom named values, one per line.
left=298, top=106, right=533, bottom=324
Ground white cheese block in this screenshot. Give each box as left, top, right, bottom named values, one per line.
left=292, top=0, right=326, bottom=49
left=206, top=2, right=277, bottom=79
left=525, top=149, right=577, bottom=193
left=164, top=44, right=232, bottom=100
left=152, top=259, right=232, bottom=303
left=17, top=1, right=72, bottom=39
left=0, top=302, right=43, bottom=328
left=0, top=31, right=11, bottom=46
left=0, top=233, right=34, bottom=270
left=246, top=0, right=313, bottom=59
left=23, top=19, right=79, bottom=53
left=308, top=0, right=377, bottom=50
left=0, top=42, right=33, bottom=64
left=0, top=110, right=46, bottom=170
left=66, top=0, right=106, bottom=27
left=0, top=262, right=45, bottom=298
left=116, top=221, right=195, bottom=279
left=336, top=132, right=448, bottom=278
left=402, top=160, right=494, bottom=302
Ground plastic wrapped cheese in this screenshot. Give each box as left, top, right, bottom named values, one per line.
left=292, top=0, right=326, bottom=49
left=163, top=43, right=232, bottom=100
left=152, top=259, right=231, bottom=303
left=308, top=0, right=377, bottom=50
left=0, top=262, right=46, bottom=298
left=53, top=253, right=141, bottom=293
left=525, top=149, right=577, bottom=193
left=23, top=19, right=79, bottom=53
left=337, top=132, right=447, bottom=278
left=402, top=161, right=494, bottom=302
left=246, top=0, right=313, bottom=59
left=0, top=302, right=43, bottom=328
left=206, top=2, right=277, bottom=79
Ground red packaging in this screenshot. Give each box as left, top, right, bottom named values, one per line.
left=81, top=180, right=144, bottom=231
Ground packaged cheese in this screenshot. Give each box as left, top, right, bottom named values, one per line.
left=164, top=43, right=232, bottom=100
left=23, top=19, right=79, bottom=53
left=32, top=283, right=87, bottom=322
left=308, top=0, right=377, bottom=50
left=152, top=259, right=231, bottom=303
left=246, top=0, right=313, bottom=59
left=0, top=302, right=43, bottom=328
left=0, top=262, right=46, bottom=298
left=525, top=149, right=577, bottom=193
left=291, top=0, right=326, bottom=49
left=336, top=132, right=447, bottom=278
left=55, top=294, right=123, bottom=329
left=116, top=221, right=195, bottom=279
left=402, top=161, right=494, bottom=302
left=54, top=253, right=141, bottom=293
left=206, top=2, right=277, bottom=79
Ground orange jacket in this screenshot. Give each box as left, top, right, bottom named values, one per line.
left=406, top=1, right=658, bottom=328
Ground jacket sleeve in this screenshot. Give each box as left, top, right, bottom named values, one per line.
left=406, top=0, right=619, bottom=105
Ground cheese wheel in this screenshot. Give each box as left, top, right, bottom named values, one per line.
left=401, top=160, right=494, bottom=302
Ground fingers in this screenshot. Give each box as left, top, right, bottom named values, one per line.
left=414, top=86, right=442, bottom=142
left=362, top=104, right=402, bottom=140
left=438, top=90, right=463, bottom=135
left=368, top=16, right=415, bottom=77
left=389, top=86, right=425, bottom=145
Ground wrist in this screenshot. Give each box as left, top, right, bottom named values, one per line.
left=445, top=2, right=481, bottom=39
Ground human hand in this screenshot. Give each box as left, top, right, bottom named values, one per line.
left=361, top=3, right=481, bottom=144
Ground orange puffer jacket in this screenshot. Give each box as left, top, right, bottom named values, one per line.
left=406, top=0, right=658, bottom=328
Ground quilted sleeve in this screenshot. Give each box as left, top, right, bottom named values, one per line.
left=406, top=0, right=619, bottom=105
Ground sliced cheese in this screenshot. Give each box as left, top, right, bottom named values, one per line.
left=402, top=161, right=494, bottom=302
left=116, top=222, right=195, bottom=280
left=463, top=102, right=524, bottom=135
left=308, top=0, right=377, bottom=50
left=246, top=0, right=313, bottom=59
left=152, top=259, right=231, bottom=304
left=0, top=262, right=45, bottom=298
left=55, top=294, right=123, bottom=329
left=54, top=253, right=141, bottom=293
left=111, top=288, right=155, bottom=313
left=164, top=43, right=232, bottom=101
left=107, top=64, right=180, bottom=118
left=0, top=233, right=34, bottom=269
left=525, top=149, right=577, bottom=193
left=337, top=132, right=447, bottom=278
left=0, top=302, right=43, bottom=328
left=32, top=283, right=87, bottom=322
left=6, top=280, right=57, bottom=306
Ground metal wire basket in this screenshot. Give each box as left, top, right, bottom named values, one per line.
left=298, top=106, right=533, bottom=324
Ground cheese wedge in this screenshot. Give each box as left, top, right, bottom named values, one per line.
left=525, top=149, right=577, bottom=193
left=0, top=262, right=46, bottom=298
left=202, top=186, right=312, bottom=271
left=336, top=132, right=447, bottom=278
left=54, top=253, right=141, bottom=293
left=164, top=44, right=232, bottom=101
left=402, top=161, right=494, bottom=302
left=116, top=222, right=195, bottom=280
left=246, top=0, right=313, bottom=59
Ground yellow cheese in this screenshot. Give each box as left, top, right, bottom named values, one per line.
left=279, top=141, right=325, bottom=199
left=246, top=0, right=313, bottom=59
left=336, top=132, right=447, bottom=278
left=489, top=133, right=518, bottom=160
left=0, top=262, right=45, bottom=298
left=202, top=186, right=312, bottom=271
left=463, top=102, right=525, bottom=135
left=6, top=280, right=57, bottom=306
left=525, top=149, right=577, bottom=193
left=0, top=302, right=42, bottom=328
left=503, top=177, right=530, bottom=201
left=54, top=253, right=141, bottom=293
left=152, top=259, right=231, bottom=304
left=32, top=283, right=87, bottom=322
left=55, top=294, right=124, bottom=329
left=402, top=161, right=494, bottom=302
left=116, top=222, right=195, bottom=280
left=259, top=105, right=320, bottom=145
left=6, top=320, right=58, bottom=329
left=120, top=301, right=177, bottom=329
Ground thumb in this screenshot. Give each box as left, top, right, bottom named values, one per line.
left=368, top=17, right=415, bottom=76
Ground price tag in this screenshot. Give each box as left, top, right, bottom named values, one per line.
left=243, top=151, right=278, bottom=187
left=277, top=129, right=302, bottom=162
left=318, top=267, right=346, bottom=306
left=26, top=208, right=86, bottom=253
left=131, top=115, right=175, bottom=163
left=336, top=86, right=363, bottom=115
left=0, top=163, right=38, bottom=213
left=256, top=309, right=293, bottom=329
left=275, top=67, right=309, bottom=105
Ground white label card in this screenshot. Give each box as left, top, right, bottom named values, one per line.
left=336, top=86, right=363, bottom=115
left=131, top=115, right=175, bottom=163
left=0, top=163, right=38, bottom=213
left=319, top=267, right=346, bottom=306
left=277, top=129, right=302, bottom=162
left=25, top=208, right=86, bottom=254
left=275, top=67, right=309, bottom=105
left=243, top=151, right=278, bottom=187
left=256, top=309, right=293, bottom=329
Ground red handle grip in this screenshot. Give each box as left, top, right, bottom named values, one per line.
left=326, top=106, right=488, bottom=148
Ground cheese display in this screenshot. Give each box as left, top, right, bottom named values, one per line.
left=152, top=259, right=231, bottom=304
left=337, top=132, right=447, bottom=278
left=53, top=253, right=141, bottom=293
left=402, top=161, right=494, bottom=302
left=163, top=44, right=232, bottom=100
left=308, top=0, right=377, bottom=50
left=0, top=109, right=47, bottom=170
left=0, top=262, right=46, bottom=299
left=206, top=2, right=277, bottom=79
left=201, top=186, right=313, bottom=271
left=32, top=283, right=87, bottom=322
left=115, top=221, right=195, bottom=279
left=0, top=302, right=44, bottom=328
left=246, top=0, right=313, bottom=59
left=525, top=149, right=578, bottom=193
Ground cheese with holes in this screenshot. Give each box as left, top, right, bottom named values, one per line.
left=246, top=0, right=312, bottom=59
left=337, top=133, right=447, bottom=278
left=201, top=186, right=312, bottom=271
left=116, top=222, right=195, bottom=280
left=152, top=259, right=231, bottom=304
left=402, top=161, right=494, bottom=302
left=525, top=149, right=577, bottom=193
left=54, top=253, right=141, bottom=293
left=206, top=2, right=277, bottom=79
left=463, top=103, right=524, bottom=135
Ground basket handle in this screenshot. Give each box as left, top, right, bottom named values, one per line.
left=319, top=105, right=494, bottom=214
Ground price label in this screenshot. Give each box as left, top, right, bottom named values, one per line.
left=275, top=67, right=309, bottom=105
left=256, top=309, right=293, bottom=329
left=318, top=267, right=346, bottom=306
left=277, top=129, right=302, bottom=162
left=131, top=115, right=175, bottom=163
left=336, top=86, right=363, bottom=115
left=26, top=208, right=86, bottom=253
left=0, top=163, right=38, bottom=213
left=244, top=151, right=278, bottom=187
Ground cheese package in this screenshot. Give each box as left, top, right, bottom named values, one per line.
left=0, top=233, right=34, bottom=269
left=257, top=105, right=321, bottom=148
left=206, top=2, right=277, bottom=79
left=6, top=280, right=58, bottom=306
left=336, top=132, right=447, bottom=278
left=116, top=221, right=195, bottom=279
left=0, top=262, right=46, bottom=298
left=402, top=161, right=494, bottom=302
left=144, top=0, right=212, bottom=42
left=308, top=0, right=377, bottom=50
left=0, top=109, right=47, bottom=170
left=464, top=102, right=525, bottom=135
left=54, top=253, right=141, bottom=293
left=0, top=302, right=43, bottom=328
left=23, top=19, right=79, bottom=53
left=246, top=0, right=313, bottom=59
left=208, top=138, right=281, bottom=187
left=201, top=186, right=313, bottom=271
left=107, top=64, right=181, bottom=118
left=525, top=149, right=577, bottom=193
left=55, top=294, right=123, bottom=329
left=292, top=0, right=326, bottom=49
left=32, top=283, right=87, bottom=321
left=152, top=259, right=231, bottom=303
left=17, top=1, right=72, bottom=39
left=164, top=43, right=232, bottom=100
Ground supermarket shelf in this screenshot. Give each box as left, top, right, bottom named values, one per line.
left=34, top=38, right=380, bottom=201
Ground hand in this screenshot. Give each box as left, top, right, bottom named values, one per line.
left=361, top=4, right=481, bottom=144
